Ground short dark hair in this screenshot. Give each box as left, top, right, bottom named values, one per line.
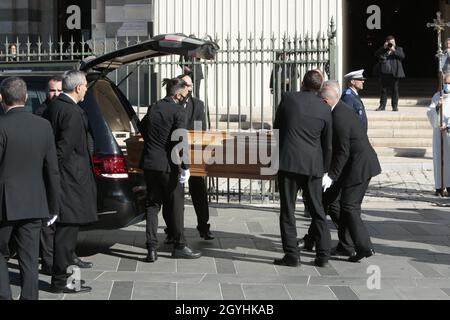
left=385, top=35, right=395, bottom=41
left=49, top=75, right=63, bottom=83
left=302, top=70, right=324, bottom=92
left=177, top=74, right=192, bottom=81
left=47, top=75, right=63, bottom=88
left=162, top=77, right=187, bottom=96
left=0, top=77, right=27, bottom=106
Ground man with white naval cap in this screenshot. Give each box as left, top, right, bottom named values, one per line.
left=341, top=69, right=368, bottom=132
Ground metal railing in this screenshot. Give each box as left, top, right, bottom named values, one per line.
left=0, top=20, right=337, bottom=205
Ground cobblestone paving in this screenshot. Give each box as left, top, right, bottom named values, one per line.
left=5, top=166, right=450, bottom=300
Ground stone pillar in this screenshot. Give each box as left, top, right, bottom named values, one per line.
left=92, top=0, right=106, bottom=39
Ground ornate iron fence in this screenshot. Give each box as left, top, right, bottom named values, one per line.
left=0, top=20, right=337, bottom=205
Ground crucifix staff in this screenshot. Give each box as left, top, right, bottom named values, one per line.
left=427, top=12, right=450, bottom=197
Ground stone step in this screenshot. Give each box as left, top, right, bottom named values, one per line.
left=367, top=113, right=429, bottom=121
left=368, top=129, right=432, bottom=138
left=362, top=97, right=431, bottom=107
left=368, top=121, right=431, bottom=129
left=370, top=137, right=432, bottom=148
left=374, top=147, right=433, bottom=158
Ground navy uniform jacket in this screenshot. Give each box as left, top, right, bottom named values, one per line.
left=341, top=88, right=368, bottom=132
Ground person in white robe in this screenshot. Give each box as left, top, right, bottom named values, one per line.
left=427, top=73, right=450, bottom=195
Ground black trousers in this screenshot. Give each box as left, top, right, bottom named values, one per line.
left=278, top=171, right=331, bottom=260
left=306, top=184, right=355, bottom=252
left=379, top=74, right=399, bottom=110
left=164, top=176, right=210, bottom=234
left=51, top=223, right=79, bottom=288
left=144, top=170, right=186, bottom=250
left=0, top=219, right=42, bottom=300
left=40, top=223, right=55, bottom=268
left=339, top=179, right=373, bottom=253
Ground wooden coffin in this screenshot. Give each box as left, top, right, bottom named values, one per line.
left=124, top=130, right=276, bottom=180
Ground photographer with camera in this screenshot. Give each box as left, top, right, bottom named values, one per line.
left=374, top=35, right=406, bottom=112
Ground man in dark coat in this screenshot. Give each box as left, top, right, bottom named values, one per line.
left=0, top=77, right=60, bottom=300
left=33, top=75, right=62, bottom=275
left=319, top=81, right=381, bottom=263
left=273, top=70, right=333, bottom=268
left=162, top=74, right=214, bottom=242
left=140, top=77, right=202, bottom=263
left=374, top=35, right=406, bottom=112
left=36, top=75, right=92, bottom=275
left=43, top=70, right=97, bottom=294
left=34, top=75, right=63, bottom=117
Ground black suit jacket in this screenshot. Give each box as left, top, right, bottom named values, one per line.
left=274, top=91, right=332, bottom=177
left=140, top=97, right=188, bottom=172
left=328, top=101, right=381, bottom=187
left=0, top=108, right=60, bottom=222
left=42, top=94, right=97, bottom=224
left=374, top=46, right=406, bottom=78
left=185, top=97, right=207, bottom=130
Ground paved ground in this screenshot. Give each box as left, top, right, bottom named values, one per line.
left=6, top=165, right=450, bottom=300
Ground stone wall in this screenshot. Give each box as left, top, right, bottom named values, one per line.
left=91, top=0, right=154, bottom=39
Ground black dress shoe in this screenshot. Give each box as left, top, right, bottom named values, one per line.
left=330, top=246, right=355, bottom=257
left=199, top=230, right=215, bottom=240
left=172, top=246, right=202, bottom=259
left=314, top=258, right=330, bottom=268
left=348, top=249, right=375, bottom=263
left=273, top=255, right=300, bottom=267
left=375, top=107, right=385, bottom=111
left=197, top=225, right=215, bottom=240
left=72, top=257, right=94, bottom=269
left=392, top=108, right=398, bottom=112
left=297, top=238, right=314, bottom=252
left=145, top=249, right=158, bottom=263
left=49, top=284, right=92, bottom=294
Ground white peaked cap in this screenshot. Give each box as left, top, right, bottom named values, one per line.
left=344, top=69, right=366, bottom=80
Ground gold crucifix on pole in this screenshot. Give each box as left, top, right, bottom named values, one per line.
left=427, top=12, right=450, bottom=197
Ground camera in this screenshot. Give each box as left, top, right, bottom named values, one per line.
left=387, top=43, right=394, bottom=48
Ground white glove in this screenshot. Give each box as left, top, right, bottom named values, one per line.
left=322, top=173, right=333, bottom=192
left=46, top=215, right=58, bottom=227
left=179, top=169, right=191, bottom=184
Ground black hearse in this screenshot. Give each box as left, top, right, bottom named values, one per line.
left=0, top=34, right=219, bottom=229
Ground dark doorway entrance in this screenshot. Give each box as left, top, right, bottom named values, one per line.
left=346, top=0, right=439, bottom=78
left=57, top=0, right=91, bottom=55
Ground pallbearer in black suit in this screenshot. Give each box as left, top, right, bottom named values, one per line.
left=0, top=77, right=60, bottom=300
left=273, top=70, right=333, bottom=268
left=43, top=71, right=97, bottom=294
left=162, top=74, right=214, bottom=242
left=141, top=77, right=202, bottom=263
left=319, top=81, right=381, bottom=263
